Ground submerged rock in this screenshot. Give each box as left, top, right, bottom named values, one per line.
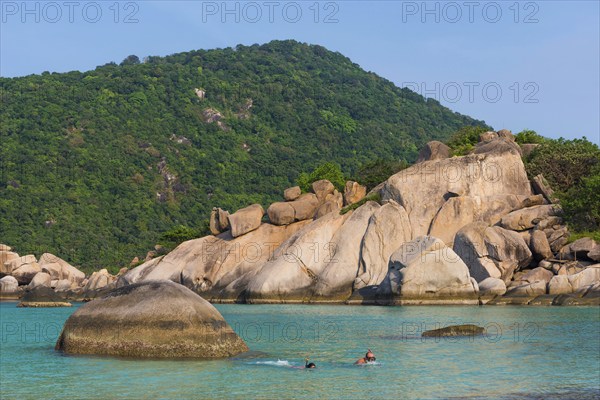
left=55, top=280, right=248, bottom=358
left=422, top=324, right=485, bottom=337
left=18, top=287, right=72, bottom=307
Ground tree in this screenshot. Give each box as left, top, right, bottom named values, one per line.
left=353, top=159, right=409, bottom=190
left=120, top=55, right=140, bottom=66
left=446, top=126, right=489, bottom=155
left=297, top=162, right=346, bottom=192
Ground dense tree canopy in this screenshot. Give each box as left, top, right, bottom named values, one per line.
left=0, top=40, right=487, bottom=271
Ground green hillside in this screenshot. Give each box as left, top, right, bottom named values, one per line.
left=0, top=40, right=488, bottom=271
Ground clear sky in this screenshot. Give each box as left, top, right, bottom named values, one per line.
left=1, top=0, right=598, bottom=143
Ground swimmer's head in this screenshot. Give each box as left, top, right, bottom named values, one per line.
left=306, top=363, right=316, bottom=368
left=365, top=349, right=375, bottom=362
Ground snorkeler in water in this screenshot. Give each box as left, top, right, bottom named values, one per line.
left=305, top=357, right=316, bottom=368
left=354, top=349, right=376, bottom=365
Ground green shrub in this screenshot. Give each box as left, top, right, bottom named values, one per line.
left=560, top=163, right=600, bottom=231
left=353, top=159, right=409, bottom=191
left=514, top=129, right=547, bottom=145
left=446, top=126, right=489, bottom=156
left=297, top=162, right=346, bottom=192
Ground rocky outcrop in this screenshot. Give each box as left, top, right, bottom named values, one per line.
left=343, top=181, right=367, bottom=206
left=119, top=221, right=310, bottom=300
left=228, top=204, right=264, bottom=238
left=378, top=236, right=479, bottom=303
left=354, top=200, right=412, bottom=289
left=83, top=269, right=116, bottom=298
left=380, top=145, right=531, bottom=238
left=453, top=223, right=532, bottom=283
left=416, top=141, right=451, bottom=163
left=531, top=174, right=556, bottom=203
left=18, top=287, right=72, bottom=307
left=55, top=280, right=248, bottom=358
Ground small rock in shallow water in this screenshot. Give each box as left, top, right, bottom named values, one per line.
left=422, top=324, right=485, bottom=337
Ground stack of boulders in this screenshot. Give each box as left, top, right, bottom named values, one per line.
left=122, top=129, right=600, bottom=306
left=0, top=246, right=119, bottom=303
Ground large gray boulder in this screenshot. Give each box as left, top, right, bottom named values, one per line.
left=530, top=230, right=553, bottom=261
left=378, top=236, right=479, bottom=302
left=0, top=251, right=20, bottom=275
left=27, top=272, right=52, bottom=289
left=478, top=277, right=507, bottom=296
left=416, top=141, right=451, bottom=163
left=267, top=202, right=296, bottom=226
left=354, top=200, right=412, bottom=289
left=558, top=238, right=598, bottom=261
left=228, top=204, right=264, bottom=238
left=289, top=194, right=320, bottom=221
left=380, top=147, right=531, bottom=238
left=283, top=186, right=301, bottom=201
left=453, top=223, right=532, bottom=284
left=2, top=254, right=36, bottom=275
left=55, top=280, right=248, bottom=358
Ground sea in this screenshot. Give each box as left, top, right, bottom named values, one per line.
left=1, top=302, right=599, bottom=399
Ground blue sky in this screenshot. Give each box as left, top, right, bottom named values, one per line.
left=1, top=0, right=598, bottom=143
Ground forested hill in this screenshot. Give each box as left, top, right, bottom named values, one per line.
left=0, top=40, right=487, bottom=271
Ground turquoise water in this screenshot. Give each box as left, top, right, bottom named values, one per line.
left=1, top=302, right=599, bottom=399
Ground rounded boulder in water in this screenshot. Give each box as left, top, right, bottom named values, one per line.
left=55, top=280, right=248, bottom=358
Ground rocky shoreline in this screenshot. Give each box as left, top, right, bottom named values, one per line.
left=1, top=131, right=599, bottom=306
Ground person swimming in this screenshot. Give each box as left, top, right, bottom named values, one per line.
left=354, top=349, right=376, bottom=365
left=305, top=357, right=316, bottom=368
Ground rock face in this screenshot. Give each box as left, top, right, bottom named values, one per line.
left=18, top=287, right=72, bottom=307
left=228, top=204, right=264, bottom=238
left=343, top=181, right=367, bottom=206
left=531, top=174, right=556, bottom=203
left=559, top=238, right=598, bottom=261
left=380, top=147, right=531, bottom=238
left=354, top=201, right=412, bottom=289
left=378, top=236, right=478, bottom=302
left=416, top=141, right=451, bottom=163
left=84, top=269, right=116, bottom=294
left=55, top=280, right=248, bottom=358
left=289, top=193, right=320, bottom=221
left=453, top=223, right=532, bottom=284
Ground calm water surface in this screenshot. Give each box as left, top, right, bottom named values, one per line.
left=1, top=302, right=599, bottom=399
